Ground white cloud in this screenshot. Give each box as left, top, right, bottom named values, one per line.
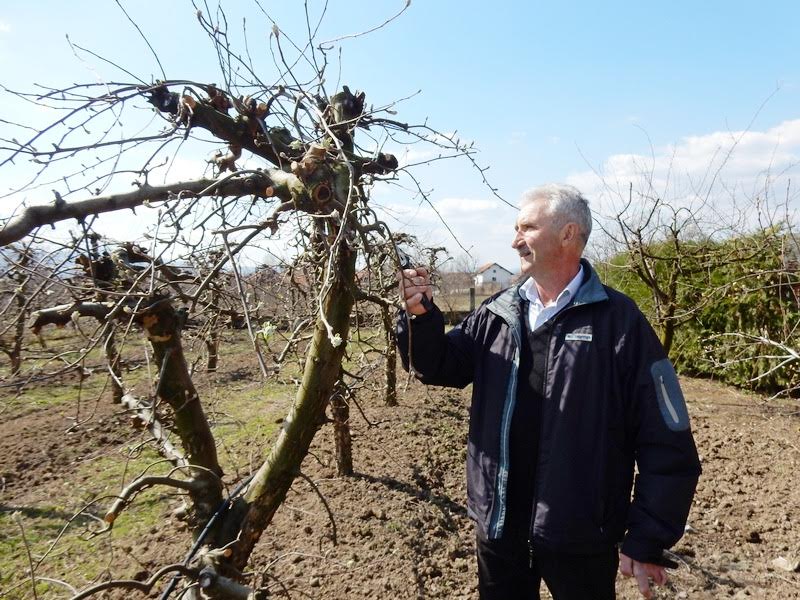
left=0, top=21, right=10, bottom=33
left=567, top=118, right=800, bottom=247
left=433, top=197, right=498, bottom=216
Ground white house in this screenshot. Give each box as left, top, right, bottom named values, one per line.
left=474, top=262, right=514, bottom=290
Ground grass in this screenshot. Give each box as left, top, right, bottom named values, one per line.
left=1, top=446, right=174, bottom=600
left=1, top=499, right=169, bottom=599
left=0, top=328, right=307, bottom=598
left=205, top=380, right=286, bottom=475
left=436, top=291, right=495, bottom=313
left=0, top=326, right=153, bottom=417
left=1, top=321, right=399, bottom=597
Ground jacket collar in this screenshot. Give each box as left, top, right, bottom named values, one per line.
left=486, top=258, right=607, bottom=327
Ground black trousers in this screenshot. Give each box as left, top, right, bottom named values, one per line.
left=476, top=528, right=619, bottom=600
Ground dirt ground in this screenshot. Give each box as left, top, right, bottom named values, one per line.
left=2, top=364, right=799, bottom=599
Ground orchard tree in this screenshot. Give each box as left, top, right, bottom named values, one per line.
left=0, top=244, right=38, bottom=375
left=0, top=2, right=502, bottom=597
left=595, top=161, right=786, bottom=356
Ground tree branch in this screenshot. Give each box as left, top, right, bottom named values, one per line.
left=120, top=393, right=187, bottom=466
left=28, top=301, right=117, bottom=333
left=1, top=171, right=306, bottom=246
left=70, top=564, right=198, bottom=600
left=104, top=475, right=205, bottom=524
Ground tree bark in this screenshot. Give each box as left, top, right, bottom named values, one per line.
left=29, top=301, right=117, bottom=333
left=205, top=336, right=220, bottom=372
left=226, top=238, right=357, bottom=570
left=138, top=297, right=224, bottom=526
left=105, top=325, right=124, bottom=403
left=330, top=382, right=353, bottom=476
left=381, top=305, right=398, bottom=406
left=120, top=393, right=187, bottom=466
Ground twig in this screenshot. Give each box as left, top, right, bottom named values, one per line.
left=120, top=393, right=187, bottom=466
left=34, top=577, right=78, bottom=595
left=13, top=512, right=39, bottom=600
left=298, top=471, right=337, bottom=545
left=318, top=0, right=411, bottom=45
left=276, top=318, right=312, bottom=363
left=70, top=564, right=198, bottom=600
left=104, top=475, right=205, bottom=525
left=221, top=233, right=271, bottom=378
left=113, top=0, right=167, bottom=81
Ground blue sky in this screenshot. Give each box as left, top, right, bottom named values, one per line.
left=2, top=1, right=799, bottom=271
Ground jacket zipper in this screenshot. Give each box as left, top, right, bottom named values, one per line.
left=487, top=326, right=521, bottom=538
left=484, top=290, right=526, bottom=539
left=527, top=319, right=551, bottom=564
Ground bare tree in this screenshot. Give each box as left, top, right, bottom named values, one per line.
left=594, top=149, right=787, bottom=355
left=0, top=2, right=499, bottom=597
left=0, top=244, right=36, bottom=375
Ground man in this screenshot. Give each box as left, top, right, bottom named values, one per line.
left=397, top=184, right=701, bottom=599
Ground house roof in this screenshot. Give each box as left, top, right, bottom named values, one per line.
left=476, top=262, right=513, bottom=275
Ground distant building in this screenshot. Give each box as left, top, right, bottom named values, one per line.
left=474, top=262, right=514, bottom=291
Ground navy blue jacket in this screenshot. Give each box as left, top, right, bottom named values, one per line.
left=397, top=260, right=701, bottom=563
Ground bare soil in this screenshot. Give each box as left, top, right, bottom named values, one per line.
left=2, top=364, right=799, bottom=599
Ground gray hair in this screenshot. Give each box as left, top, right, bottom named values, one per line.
left=520, top=183, right=592, bottom=246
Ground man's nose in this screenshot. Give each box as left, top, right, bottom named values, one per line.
left=511, top=230, right=523, bottom=248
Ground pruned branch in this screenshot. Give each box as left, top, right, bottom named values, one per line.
left=121, top=393, right=187, bottom=466
left=197, top=567, right=259, bottom=600
left=104, top=474, right=205, bottom=525
left=29, top=301, right=117, bottom=333
left=1, top=171, right=307, bottom=246
left=70, top=564, right=199, bottom=600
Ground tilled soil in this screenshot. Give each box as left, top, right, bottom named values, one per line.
left=2, top=371, right=799, bottom=599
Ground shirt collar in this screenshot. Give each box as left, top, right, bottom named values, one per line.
left=519, top=264, right=584, bottom=308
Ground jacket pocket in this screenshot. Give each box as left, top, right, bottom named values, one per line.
left=465, top=443, right=498, bottom=532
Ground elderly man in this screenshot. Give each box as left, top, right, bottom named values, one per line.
left=397, top=184, right=700, bottom=600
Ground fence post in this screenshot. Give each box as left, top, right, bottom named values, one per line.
left=469, top=287, right=475, bottom=311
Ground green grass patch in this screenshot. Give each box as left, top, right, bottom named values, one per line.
left=1, top=500, right=169, bottom=599
left=205, top=380, right=289, bottom=474
left=2, top=376, right=109, bottom=415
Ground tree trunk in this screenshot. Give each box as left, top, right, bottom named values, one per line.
left=105, top=326, right=124, bottom=403
left=206, top=291, right=221, bottom=373
left=8, top=261, right=29, bottom=377
left=381, top=305, right=398, bottom=406
left=226, top=239, right=357, bottom=570
left=661, top=317, right=676, bottom=356
left=206, top=336, right=219, bottom=372
left=330, top=383, right=353, bottom=476
left=139, top=297, right=224, bottom=527
left=8, top=349, right=21, bottom=377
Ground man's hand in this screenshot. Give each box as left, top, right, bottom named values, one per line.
left=619, top=553, right=667, bottom=599
left=399, top=267, right=433, bottom=315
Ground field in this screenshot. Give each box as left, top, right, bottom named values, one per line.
left=1, top=330, right=799, bottom=599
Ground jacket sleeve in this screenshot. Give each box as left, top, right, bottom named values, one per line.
left=620, top=311, right=702, bottom=564
left=396, top=302, right=477, bottom=389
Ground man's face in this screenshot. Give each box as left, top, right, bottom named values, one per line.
left=512, top=200, right=563, bottom=278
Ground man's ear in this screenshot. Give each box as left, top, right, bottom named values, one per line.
left=561, top=222, right=578, bottom=245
